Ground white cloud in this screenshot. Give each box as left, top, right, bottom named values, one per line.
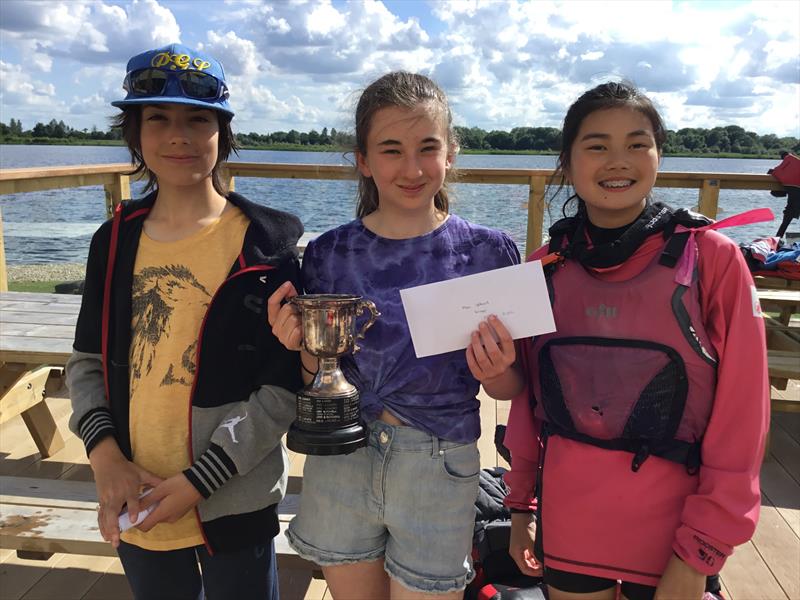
left=202, top=30, right=263, bottom=78
left=0, top=0, right=798, bottom=137
left=306, top=1, right=346, bottom=37
left=0, top=61, right=57, bottom=105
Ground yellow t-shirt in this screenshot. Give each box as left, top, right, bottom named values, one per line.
left=122, top=206, right=249, bottom=550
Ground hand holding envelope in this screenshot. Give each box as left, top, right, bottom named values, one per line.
left=466, top=314, right=519, bottom=386
left=399, top=261, right=556, bottom=359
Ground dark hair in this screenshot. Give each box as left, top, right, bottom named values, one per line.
left=111, top=106, right=239, bottom=195
left=554, top=80, right=666, bottom=216
left=354, top=71, right=458, bottom=218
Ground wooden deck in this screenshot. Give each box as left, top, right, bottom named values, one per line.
left=0, top=385, right=798, bottom=600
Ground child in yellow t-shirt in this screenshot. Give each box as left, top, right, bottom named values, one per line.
left=67, top=43, right=303, bottom=599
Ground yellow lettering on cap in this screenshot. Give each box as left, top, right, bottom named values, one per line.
left=174, top=53, right=191, bottom=69
left=150, top=52, right=210, bottom=71
left=151, top=52, right=173, bottom=68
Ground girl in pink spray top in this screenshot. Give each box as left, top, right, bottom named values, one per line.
left=478, top=81, right=769, bottom=600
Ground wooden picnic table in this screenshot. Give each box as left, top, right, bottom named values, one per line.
left=756, top=288, right=800, bottom=326
left=751, top=281, right=800, bottom=415
left=0, top=291, right=79, bottom=457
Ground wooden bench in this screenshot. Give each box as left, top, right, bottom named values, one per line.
left=0, top=476, right=319, bottom=574
left=764, top=314, right=800, bottom=413
left=0, top=291, right=77, bottom=458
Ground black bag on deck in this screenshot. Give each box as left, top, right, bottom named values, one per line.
left=466, top=428, right=546, bottom=600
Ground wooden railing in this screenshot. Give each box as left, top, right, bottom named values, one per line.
left=0, top=162, right=786, bottom=289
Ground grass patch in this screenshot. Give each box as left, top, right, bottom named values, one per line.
left=8, top=281, right=59, bottom=293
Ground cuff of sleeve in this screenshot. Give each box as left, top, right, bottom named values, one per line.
left=673, top=528, right=730, bottom=576
left=78, top=408, right=117, bottom=456
left=183, top=444, right=238, bottom=499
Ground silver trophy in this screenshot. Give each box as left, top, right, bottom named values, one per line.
left=287, top=294, right=380, bottom=455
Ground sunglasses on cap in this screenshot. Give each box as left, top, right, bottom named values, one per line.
left=123, top=68, right=229, bottom=101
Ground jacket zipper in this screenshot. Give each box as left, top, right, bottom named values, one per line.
left=188, top=263, right=277, bottom=555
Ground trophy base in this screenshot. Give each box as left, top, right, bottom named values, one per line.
left=287, top=421, right=368, bottom=456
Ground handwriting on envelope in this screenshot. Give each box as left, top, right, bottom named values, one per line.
left=399, top=261, right=556, bottom=358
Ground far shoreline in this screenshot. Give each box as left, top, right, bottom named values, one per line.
left=0, top=139, right=788, bottom=160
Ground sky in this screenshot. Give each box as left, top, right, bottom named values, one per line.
left=1, top=0, right=799, bottom=138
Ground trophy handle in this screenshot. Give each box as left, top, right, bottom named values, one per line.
left=353, top=300, right=380, bottom=352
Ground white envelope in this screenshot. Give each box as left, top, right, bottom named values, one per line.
left=400, top=261, right=556, bottom=358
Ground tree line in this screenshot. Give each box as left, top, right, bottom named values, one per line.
left=455, top=125, right=800, bottom=156
left=2, top=118, right=798, bottom=157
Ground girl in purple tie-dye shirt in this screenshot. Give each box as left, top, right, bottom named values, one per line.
left=268, top=72, right=520, bottom=600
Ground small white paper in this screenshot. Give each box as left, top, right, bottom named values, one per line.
left=400, top=261, right=556, bottom=358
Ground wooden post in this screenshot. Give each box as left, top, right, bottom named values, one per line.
left=697, top=178, right=720, bottom=219
left=0, top=366, right=65, bottom=458
left=525, top=176, right=547, bottom=257
left=221, top=167, right=235, bottom=193
left=103, top=174, right=131, bottom=219
left=0, top=208, right=7, bottom=292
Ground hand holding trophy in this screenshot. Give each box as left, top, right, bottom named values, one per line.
left=285, top=294, right=379, bottom=455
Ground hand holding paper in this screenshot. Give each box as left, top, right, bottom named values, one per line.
left=400, top=261, right=556, bottom=358
left=467, top=316, right=516, bottom=380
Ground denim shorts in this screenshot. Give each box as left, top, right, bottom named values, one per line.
left=286, top=420, right=480, bottom=593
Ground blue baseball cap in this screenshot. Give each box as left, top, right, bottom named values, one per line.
left=112, top=43, right=233, bottom=116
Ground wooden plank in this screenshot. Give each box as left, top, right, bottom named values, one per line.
left=758, top=289, right=800, bottom=306
left=495, top=399, right=511, bottom=470
left=720, top=539, right=788, bottom=599
left=760, top=460, right=800, bottom=538
left=0, top=164, right=131, bottom=181
left=0, top=324, right=76, bottom=339
left=750, top=502, right=800, bottom=600
left=769, top=421, right=800, bottom=486
left=0, top=549, right=58, bottom=600
left=0, top=398, right=74, bottom=477
left=0, top=209, right=7, bottom=293
left=0, top=292, right=83, bottom=305
left=20, top=401, right=65, bottom=460
left=0, top=163, right=781, bottom=189
left=286, top=441, right=307, bottom=480
left=775, top=411, right=800, bottom=444
left=477, top=390, right=497, bottom=469
left=20, top=553, right=114, bottom=600
left=279, top=568, right=325, bottom=600
left=0, top=337, right=73, bottom=365
left=0, top=504, right=114, bottom=557
left=13, top=431, right=87, bottom=483
left=755, top=276, right=800, bottom=291
left=768, top=351, right=800, bottom=380
left=770, top=388, right=800, bottom=413
left=0, top=367, right=53, bottom=426
left=103, top=174, right=131, bottom=217
left=301, top=572, right=330, bottom=600
left=697, top=178, right=720, bottom=219
left=525, top=175, right=546, bottom=255
left=718, top=576, right=731, bottom=600
left=0, top=479, right=312, bottom=566
left=0, top=477, right=97, bottom=509
left=0, top=312, right=78, bottom=326
left=82, top=560, right=133, bottom=600
left=0, top=303, right=80, bottom=315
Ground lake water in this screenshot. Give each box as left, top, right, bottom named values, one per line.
left=0, top=144, right=794, bottom=264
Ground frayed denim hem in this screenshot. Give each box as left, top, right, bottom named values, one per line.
left=384, top=554, right=475, bottom=594
left=285, top=526, right=385, bottom=567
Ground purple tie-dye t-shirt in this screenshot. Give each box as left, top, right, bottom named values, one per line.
left=301, top=215, right=520, bottom=443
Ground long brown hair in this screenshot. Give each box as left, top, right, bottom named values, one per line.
left=111, top=106, right=239, bottom=195
left=354, top=71, right=459, bottom=218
